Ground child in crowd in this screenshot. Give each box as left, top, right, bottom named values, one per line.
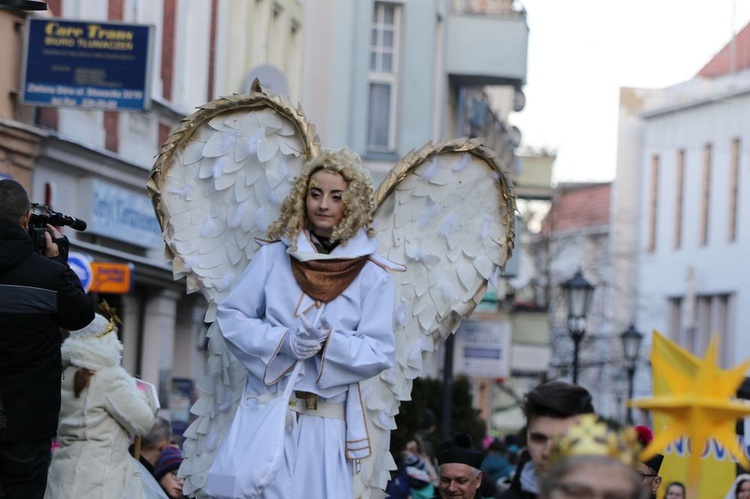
left=154, top=445, right=186, bottom=498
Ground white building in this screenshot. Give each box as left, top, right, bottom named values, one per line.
left=614, top=22, right=750, bottom=407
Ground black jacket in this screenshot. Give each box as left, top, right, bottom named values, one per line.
left=498, top=452, right=537, bottom=499
left=0, top=220, right=95, bottom=442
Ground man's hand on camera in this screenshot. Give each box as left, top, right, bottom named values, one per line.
left=44, top=224, right=69, bottom=263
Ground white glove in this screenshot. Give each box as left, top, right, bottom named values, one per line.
left=299, top=314, right=332, bottom=344
left=280, top=327, right=321, bottom=359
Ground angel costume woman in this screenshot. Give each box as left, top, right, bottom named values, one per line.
left=45, top=312, right=158, bottom=499
left=215, top=148, right=397, bottom=498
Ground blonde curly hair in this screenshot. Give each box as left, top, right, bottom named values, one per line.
left=267, top=148, right=375, bottom=250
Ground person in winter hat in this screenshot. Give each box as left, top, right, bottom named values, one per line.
left=436, top=432, right=486, bottom=499
left=44, top=308, right=158, bottom=499
left=403, top=449, right=436, bottom=499
left=154, top=445, right=185, bottom=498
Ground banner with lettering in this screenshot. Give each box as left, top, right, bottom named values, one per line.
left=22, top=18, right=153, bottom=111
left=650, top=332, right=737, bottom=499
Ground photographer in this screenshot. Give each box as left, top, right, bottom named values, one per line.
left=0, top=179, right=95, bottom=499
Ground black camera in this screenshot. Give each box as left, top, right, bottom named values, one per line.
left=28, top=204, right=87, bottom=255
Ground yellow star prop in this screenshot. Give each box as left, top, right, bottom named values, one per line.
left=629, top=331, right=750, bottom=481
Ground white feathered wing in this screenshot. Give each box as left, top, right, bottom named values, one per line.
left=148, top=88, right=319, bottom=497
left=354, top=138, right=516, bottom=498
left=149, top=87, right=516, bottom=498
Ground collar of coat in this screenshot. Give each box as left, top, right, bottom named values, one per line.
left=290, top=256, right=369, bottom=303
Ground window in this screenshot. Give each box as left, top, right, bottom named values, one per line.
left=673, top=149, right=685, bottom=249
left=285, top=19, right=303, bottom=97
left=268, top=2, right=284, bottom=67
left=647, top=154, right=659, bottom=252
left=729, top=138, right=740, bottom=242
left=367, top=2, right=401, bottom=152
left=667, top=297, right=683, bottom=344
left=670, top=292, right=734, bottom=367
left=700, top=143, right=712, bottom=246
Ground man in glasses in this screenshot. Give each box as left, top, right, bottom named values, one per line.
left=634, top=426, right=663, bottom=499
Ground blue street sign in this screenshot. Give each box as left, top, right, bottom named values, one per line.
left=67, top=251, right=93, bottom=293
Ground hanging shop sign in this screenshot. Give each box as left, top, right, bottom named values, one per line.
left=89, top=261, right=133, bottom=294
left=21, top=18, right=153, bottom=111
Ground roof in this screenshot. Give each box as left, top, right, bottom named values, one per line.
left=540, top=183, right=611, bottom=235
left=698, top=21, right=750, bottom=77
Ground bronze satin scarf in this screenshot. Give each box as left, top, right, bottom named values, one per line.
left=290, top=256, right=370, bottom=303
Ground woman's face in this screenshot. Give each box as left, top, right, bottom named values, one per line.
left=738, top=480, right=750, bottom=499
left=665, top=484, right=685, bottom=499
left=306, top=170, right=347, bottom=238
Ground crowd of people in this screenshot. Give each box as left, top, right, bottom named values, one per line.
left=384, top=378, right=748, bottom=499
left=2, top=148, right=750, bottom=499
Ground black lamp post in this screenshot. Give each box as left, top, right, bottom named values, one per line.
left=561, top=269, right=595, bottom=384
left=620, top=323, right=643, bottom=424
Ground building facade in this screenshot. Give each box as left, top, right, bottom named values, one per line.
left=302, top=0, right=527, bottom=179
left=0, top=0, right=305, bottom=437
left=615, top=23, right=750, bottom=409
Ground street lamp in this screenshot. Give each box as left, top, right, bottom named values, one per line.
left=561, top=269, right=595, bottom=384
left=620, top=323, right=644, bottom=424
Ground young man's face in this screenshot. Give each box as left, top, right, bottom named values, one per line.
left=527, top=415, right=580, bottom=476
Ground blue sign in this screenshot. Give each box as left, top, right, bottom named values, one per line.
left=78, top=179, right=163, bottom=249
left=68, top=251, right=93, bottom=293
left=21, top=18, right=153, bottom=111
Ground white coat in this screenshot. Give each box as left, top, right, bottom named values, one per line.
left=217, top=228, right=396, bottom=498
left=45, top=330, right=157, bottom=499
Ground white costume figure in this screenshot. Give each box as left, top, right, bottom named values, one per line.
left=148, top=83, right=516, bottom=498
left=215, top=149, right=397, bottom=497
left=45, top=312, right=158, bottom=499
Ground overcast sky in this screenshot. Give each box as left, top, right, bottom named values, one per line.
left=509, top=0, right=750, bottom=183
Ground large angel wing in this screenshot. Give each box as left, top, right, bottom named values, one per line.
left=147, top=85, right=319, bottom=497
left=355, top=138, right=516, bottom=498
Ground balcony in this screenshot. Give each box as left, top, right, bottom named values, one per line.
left=513, top=152, right=555, bottom=200
left=446, top=0, right=529, bottom=87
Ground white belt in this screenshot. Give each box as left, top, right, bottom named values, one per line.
left=289, top=398, right=345, bottom=420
